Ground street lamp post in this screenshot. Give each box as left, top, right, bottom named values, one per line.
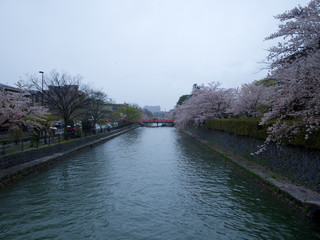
left=39, top=71, right=44, bottom=106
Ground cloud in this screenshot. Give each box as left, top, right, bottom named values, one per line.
left=0, top=0, right=310, bottom=110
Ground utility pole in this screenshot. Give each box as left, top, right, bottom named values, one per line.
left=39, top=71, right=44, bottom=106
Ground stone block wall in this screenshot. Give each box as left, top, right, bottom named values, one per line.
left=190, top=127, right=320, bottom=193
left=0, top=125, right=136, bottom=170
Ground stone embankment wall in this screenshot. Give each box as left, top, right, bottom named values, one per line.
left=0, top=125, right=137, bottom=170
left=190, top=127, right=320, bottom=193
left=0, top=124, right=139, bottom=189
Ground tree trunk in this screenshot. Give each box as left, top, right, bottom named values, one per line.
left=64, top=118, right=68, bottom=140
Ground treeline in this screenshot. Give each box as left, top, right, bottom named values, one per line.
left=0, top=70, right=144, bottom=141
left=168, top=0, right=320, bottom=153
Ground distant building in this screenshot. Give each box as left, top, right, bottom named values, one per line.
left=0, top=83, right=19, bottom=92
left=47, top=85, right=79, bottom=96
left=0, top=83, right=42, bottom=106
left=144, top=105, right=161, bottom=113
left=107, top=103, right=128, bottom=112
left=28, top=90, right=42, bottom=106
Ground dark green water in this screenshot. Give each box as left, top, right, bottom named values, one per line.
left=0, top=127, right=318, bottom=239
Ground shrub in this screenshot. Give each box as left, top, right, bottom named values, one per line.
left=205, top=118, right=320, bottom=150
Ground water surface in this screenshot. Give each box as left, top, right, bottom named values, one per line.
left=0, top=127, right=318, bottom=239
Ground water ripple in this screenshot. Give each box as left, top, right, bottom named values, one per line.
left=0, top=128, right=318, bottom=239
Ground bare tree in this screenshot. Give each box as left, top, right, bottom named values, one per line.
left=86, top=90, right=112, bottom=133
left=29, top=70, right=92, bottom=138
left=142, top=108, right=153, bottom=119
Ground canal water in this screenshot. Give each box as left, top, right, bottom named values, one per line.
left=0, top=127, right=318, bottom=239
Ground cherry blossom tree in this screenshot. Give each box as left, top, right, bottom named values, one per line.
left=172, top=100, right=196, bottom=130
left=0, top=84, right=48, bottom=131
left=231, top=82, right=273, bottom=118
left=258, top=0, right=320, bottom=151
left=172, top=82, right=236, bottom=130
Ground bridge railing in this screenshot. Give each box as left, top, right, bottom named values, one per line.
left=140, top=119, right=175, bottom=123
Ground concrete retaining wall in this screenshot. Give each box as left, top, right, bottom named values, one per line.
left=0, top=124, right=139, bottom=188
left=0, top=126, right=136, bottom=170
left=189, top=127, right=320, bottom=193
left=185, top=129, right=320, bottom=225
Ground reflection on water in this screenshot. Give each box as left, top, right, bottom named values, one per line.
left=0, top=127, right=318, bottom=239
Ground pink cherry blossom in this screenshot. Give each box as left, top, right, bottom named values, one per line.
left=0, top=84, right=48, bottom=130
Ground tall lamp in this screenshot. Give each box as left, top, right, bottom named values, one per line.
left=39, top=71, right=44, bottom=105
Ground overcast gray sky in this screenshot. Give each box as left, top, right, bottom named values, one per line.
left=0, top=0, right=310, bottom=111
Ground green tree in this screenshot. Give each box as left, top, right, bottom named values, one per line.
left=116, top=104, right=142, bottom=124
left=177, top=94, right=191, bottom=105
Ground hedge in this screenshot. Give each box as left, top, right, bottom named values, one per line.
left=205, top=118, right=320, bottom=150
left=205, top=118, right=267, bottom=139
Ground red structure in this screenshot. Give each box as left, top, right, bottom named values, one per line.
left=140, top=119, right=174, bottom=124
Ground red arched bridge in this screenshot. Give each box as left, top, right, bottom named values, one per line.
left=139, top=119, right=175, bottom=126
